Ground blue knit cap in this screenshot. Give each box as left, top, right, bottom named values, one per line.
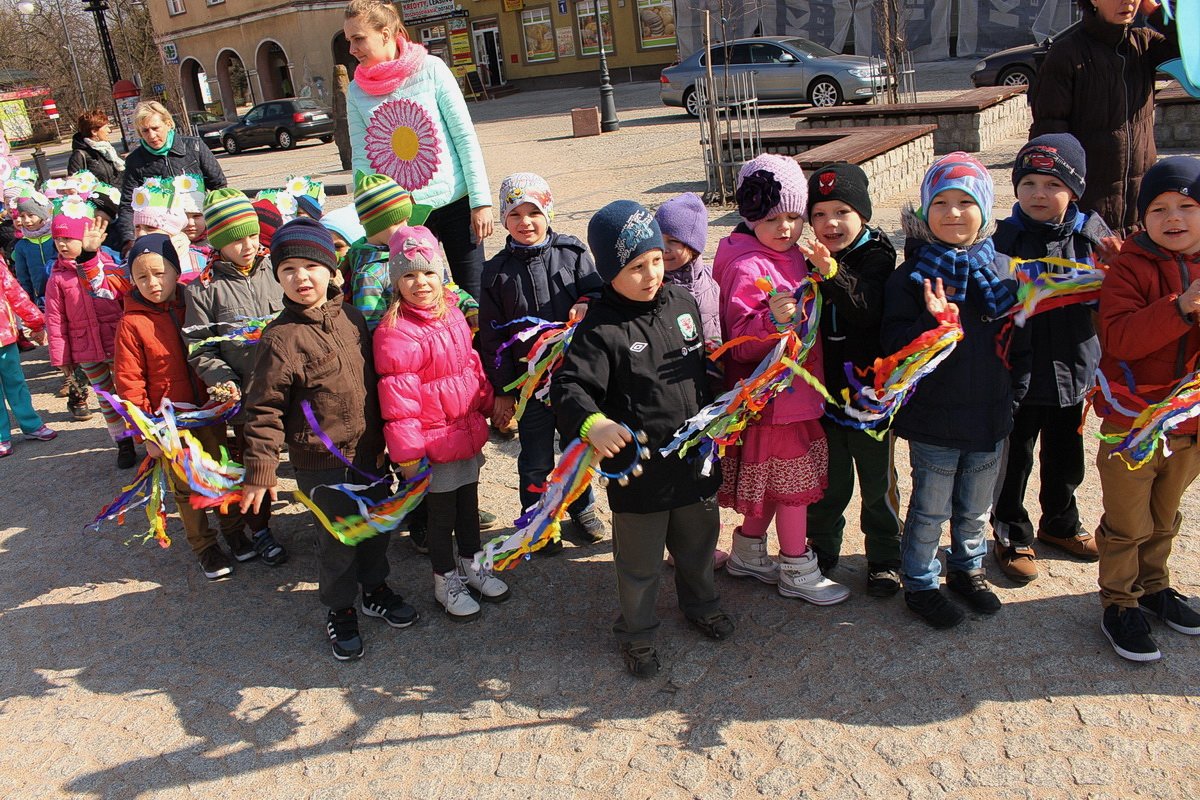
left=588, top=200, right=664, bottom=283
left=920, top=152, right=995, bottom=226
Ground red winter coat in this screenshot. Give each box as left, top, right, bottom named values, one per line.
left=374, top=290, right=493, bottom=464
left=1097, top=233, right=1200, bottom=435
left=0, top=258, right=44, bottom=347
left=45, top=253, right=123, bottom=366
left=113, top=287, right=207, bottom=413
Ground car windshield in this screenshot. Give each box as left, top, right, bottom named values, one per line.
left=781, top=37, right=836, bottom=57
left=295, top=99, right=321, bottom=110
left=191, top=112, right=220, bottom=124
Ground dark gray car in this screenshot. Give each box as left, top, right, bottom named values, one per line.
left=220, top=98, right=335, bottom=155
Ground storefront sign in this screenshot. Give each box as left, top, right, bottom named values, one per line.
left=555, top=27, right=575, bottom=57
left=449, top=19, right=474, bottom=69
left=161, top=42, right=179, bottom=65
left=0, top=100, right=33, bottom=142
left=402, top=0, right=458, bottom=24
left=503, top=0, right=524, bottom=11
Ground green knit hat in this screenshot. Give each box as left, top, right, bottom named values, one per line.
left=204, top=188, right=260, bottom=250
left=353, top=171, right=431, bottom=238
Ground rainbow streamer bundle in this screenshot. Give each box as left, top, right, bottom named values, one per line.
left=294, top=465, right=431, bottom=546
left=495, top=316, right=579, bottom=421
left=88, top=455, right=172, bottom=547
left=1092, top=370, right=1200, bottom=469
left=184, top=313, right=279, bottom=354
left=836, top=307, right=964, bottom=439
left=659, top=276, right=827, bottom=472
left=1006, top=256, right=1104, bottom=326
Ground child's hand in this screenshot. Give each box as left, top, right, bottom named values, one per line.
left=398, top=461, right=421, bottom=481
left=768, top=291, right=798, bottom=325
left=1178, top=279, right=1200, bottom=320
left=145, top=441, right=163, bottom=459
left=29, top=329, right=46, bottom=346
left=585, top=417, right=632, bottom=458
left=492, top=395, right=516, bottom=428
left=81, top=217, right=109, bottom=252
left=568, top=301, right=588, bottom=323
left=240, top=484, right=277, bottom=515
left=1139, top=0, right=1159, bottom=14
left=208, top=382, right=241, bottom=402
left=799, top=238, right=836, bottom=277
left=1095, top=234, right=1123, bottom=266
left=923, top=278, right=959, bottom=317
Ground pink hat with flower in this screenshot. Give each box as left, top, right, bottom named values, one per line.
left=51, top=195, right=96, bottom=240
left=735, top=153, right=808, bottom=229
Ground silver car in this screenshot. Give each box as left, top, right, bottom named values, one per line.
left=660, top=36, right=887, bottom=117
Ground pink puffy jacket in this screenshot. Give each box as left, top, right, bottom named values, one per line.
left=45, top=253, right=123, bottom=367
left=712, top=229, right=825, bottom=425
left=374, top=291, right=494, bottom=465
left=1, top=259, right=44, bottom=347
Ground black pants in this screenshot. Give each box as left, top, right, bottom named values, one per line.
left=426, top=482, right=482, bottom=574
left=424, top=195, right=484, bottom=301
left=232, top=424, right=272, bottom=534
left=296, top=466, right=393, bottom=610
left=993, top=402, right=1085, bottom=547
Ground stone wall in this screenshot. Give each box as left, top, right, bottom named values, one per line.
left=1155, top=98, right=1200, bottom=149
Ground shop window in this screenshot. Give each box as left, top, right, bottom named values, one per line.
left=635, top=0, right=675, bottom=50
left=167, top=0, right=186, bottom=15
left=521, top=7, right=556, bottom=63
left=576, top=0, right=613, bottom=57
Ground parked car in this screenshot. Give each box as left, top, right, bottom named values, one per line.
left=219, top=98, right=335, bottom=155
left=660, top=36, right=887, bottom=117
left=969, top=21, right=1080, bottom=87
left=189, top=111, right=228, bottom=152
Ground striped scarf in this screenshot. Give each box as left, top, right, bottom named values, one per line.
left=909, top=238, right=1015, bottom=318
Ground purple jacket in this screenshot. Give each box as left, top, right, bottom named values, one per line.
left=45, top=252, right=122, bottom=366
left=663, top=254, right=721, bottom=344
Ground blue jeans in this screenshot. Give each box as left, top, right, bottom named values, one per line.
left=0, top=342, right=44, bottom=443
left=901, top=440, right=1003, bottom=592
left=517, top=398, right=594, bottom=516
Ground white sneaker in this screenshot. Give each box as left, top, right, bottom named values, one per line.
left=433, top=570, right=480, bottom=621
left=460, top=552, right=512, bottom=603
left=725, top=528, right=780, bottom=584
left=778, top=551, right=850, bottom=605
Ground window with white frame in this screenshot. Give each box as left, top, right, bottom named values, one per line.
left=167, top=0, right=186, bottom=15
left=521, top=7, right=555, bottom=63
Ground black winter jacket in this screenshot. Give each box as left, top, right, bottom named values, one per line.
left=993, top=204, right=1110, bottom=407
left=552, top=283, right=720, bottom=513
left=816, top=226, right=896, bottom=420
left=478, top=231, right=601, bottom=394
left=118, top=135, right=226, bottom=246
left=67, top=132, right=123, bottom=186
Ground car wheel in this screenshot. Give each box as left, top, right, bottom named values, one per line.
left=223, top=136, right=239, bottom=155
left=319, top=135, right=333, bottom=144
left=808, top=78, right=842, bottom=107
left=276, top=129, right=295, bottom=150
left=999, top=65, right=1034, bottom=87
left=683, top=87, right=700, bottom=118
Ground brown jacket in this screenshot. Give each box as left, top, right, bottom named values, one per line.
left=1029, top=7, right=1178, bottom=233
left=241, top=288, right=384, bottom=486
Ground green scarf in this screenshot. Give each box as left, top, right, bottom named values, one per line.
left=140, top=128, right=176, bottom=156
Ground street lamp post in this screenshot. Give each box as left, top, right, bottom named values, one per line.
left=17, top=0, right=88, bottom=110
left=594, top=1, right=619, bottom=132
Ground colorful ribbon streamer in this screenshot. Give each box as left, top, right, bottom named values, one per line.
left=88, top=455, right=172, bottom=548
left=184, top=313, right=279, bottom=354
left=1091, top=369, right=1200, bottom=469
left=1005, top=256, right=1104, bottom=326
left=495, top=316, right=579, bottom=421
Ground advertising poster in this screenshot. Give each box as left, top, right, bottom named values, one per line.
left=556, top=26, right=576, bottom=58
left=636, top=0, right=676, bottom=49
left=0, top=100, right=33, bottom=143
left=522, top=8, right=556, bottom=62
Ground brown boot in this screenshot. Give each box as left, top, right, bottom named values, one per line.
left=1037, top=529, right=1099, bottom=561
left=993, top=539, right=1038, bottom=584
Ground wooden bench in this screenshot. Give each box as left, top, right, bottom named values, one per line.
left=791, top=86, right=1030, bottom=154
left=1155, top=82, right=1199, bottom=149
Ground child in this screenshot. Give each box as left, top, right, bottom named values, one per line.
left=991, top=134, right=1111, bottom=583
left=0, top=254, right=56, bottom=457
left=552, top=200, right=733, bottom=678
left=321, top=205, right=366, bottom=277
left=131, top=177, right=197, bottom=283
left=654, top=192, right=720, bottom=343
left=712, top=153, right=847, bottom=605
left=44, top=197, right=132, bottom=466
left=346, top=172, right=420, bottom=331
left=184, top=188, right=288, bottom=566
left=240, top=218, right=418, bottom=661
left=802, top=163, right=902, bottom=596
left=12, top=191, right=55, bottom=307
left=113, top=234, right=252, bottom=579
left=253, top=198, right=282, bottom=250
left=1094, top=157, right=1200, bottom=662
left=881, top=152, right=1029, bottom=629
left=375, top=224, right=506, bottom=620
left=479, top=173, right=605, bottom=545
left=178, top=178, right=215, bottom=280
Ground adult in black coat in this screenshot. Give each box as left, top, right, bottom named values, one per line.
left=66, top=109, right=125, bottom=186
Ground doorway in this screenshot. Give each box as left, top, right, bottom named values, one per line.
left=471, top=21, right=503, bottom=87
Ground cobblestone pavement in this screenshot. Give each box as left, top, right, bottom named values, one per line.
left=3, top=62, right=1200, bottom=799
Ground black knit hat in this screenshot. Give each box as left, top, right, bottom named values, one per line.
left=807, top=163, right=872, bottom=221
left=1137, top=156, right=1200, bottom=221
left=270, top=218, right=337, bottom=278
left=129, top=232, right=182, bottom=275
left=1013, top=134, right=1087, bottom=200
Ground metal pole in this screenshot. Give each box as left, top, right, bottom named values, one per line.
left=48, top=1, right=89, bottom=109
left=595, top=1, right=619, bottom=132
left=84, top=1, right=123, bottom=86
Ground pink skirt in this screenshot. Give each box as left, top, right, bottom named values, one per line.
left=718, top=420, right=828, bottom=517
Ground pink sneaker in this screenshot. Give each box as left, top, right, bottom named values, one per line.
left=0, top=441, right=12, bottom=457
left=24, top=425, right=57, bottom=442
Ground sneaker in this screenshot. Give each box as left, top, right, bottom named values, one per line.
left=251, top=529, right=288, bottom=566
left=777, top=551, right=851, bottom=605
left=905, top=589, right=965, bottom=629
left=408, top=524, right=430, bottom=555
left=993, top=541, right=1039, bottom=584
left=866, top=561, right=902, bottom=597
left=725, top=529, right=780, bottom=584
left=688, top=610, right=735, bottom=640
left=362, top=584, right=420, bottom=628
left=478, top=509, right=500, bottom=531
left=1037, top=528, right=1099, bottom=561
left=620, top=641, right=661, bottom=679
left=946, top=569, right=1002, bottom=614
left=326, top=607, right=365, bottom=661
left=1102, top=604, right=1161, bottom=662
left=433, top=569, right=481, bottom=621
left=225, top=530, right=258, bottom=563
left=198, top=546, right=233, bottom=581
left=24, top=425, right=57, bottom=442
left=811, top=544, right=839, bottom=575
left=459, top=552, right=512, bottom=602
left=69, top=404, right=93, bottom=422
left=571, top=509, right=607, bottom=543
left=1139, top=588, right=1200, bottom=635
left=0, top=441, right=11, bottom=458
left=116, top=437, right=137, bottom=469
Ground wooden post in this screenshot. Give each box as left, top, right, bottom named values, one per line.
left=333, top=65, right=352, bottom=171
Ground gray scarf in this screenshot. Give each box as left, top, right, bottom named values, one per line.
left=85, top=137, right=125, bottom=170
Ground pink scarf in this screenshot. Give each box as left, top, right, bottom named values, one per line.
left=354, top=40, right=428, bottom=96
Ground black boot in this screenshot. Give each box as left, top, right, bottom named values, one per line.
left=117, top=438, right=137, bottom=469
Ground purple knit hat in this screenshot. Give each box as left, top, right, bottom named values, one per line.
left=736, top=153, right=808, bottom=229
left=654, top=193, right=708, bottom=254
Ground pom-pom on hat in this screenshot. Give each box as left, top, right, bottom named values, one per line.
left=654, top=193, right=708, bottom=255
left=588, top=200, right=664, bottom=283
left=204, top=188, right=260, bottom=251
left=253, top=198, right=283, bottom=248
left=499, top=172, right=553, bottom=221
left=270, top=217, right=338, bottom=278
left=50, top=194, right=96, bottom=240
left=130, top=232, right=182, bottom=276
left=920, top=152, right=995, bottom=226
left=387, top=225, right=445, bottom=285
left=807, top=162, right=873, bottom=221
left=354, top=171, right=430, bottom=238
left=1136, top=156, right=1200, bottom=221
left=1013, top=134, right=1087, bottom=200
left=736, top=153, right=808, bottom=228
